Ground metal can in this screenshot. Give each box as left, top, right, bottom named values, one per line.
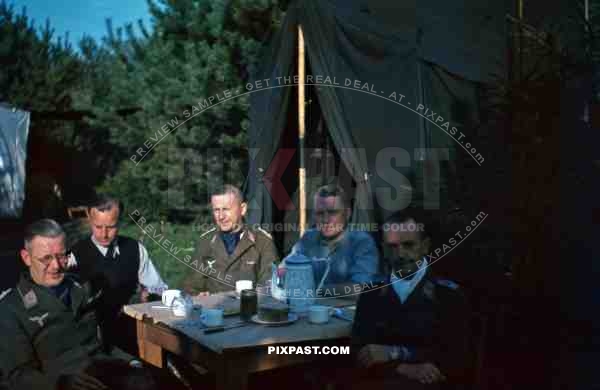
left=240, top=289, right=258, bottom=321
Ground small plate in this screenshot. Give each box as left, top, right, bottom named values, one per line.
left=251, top=313, right=299, bottom=326
left=200, top=320, right=225, bottom=328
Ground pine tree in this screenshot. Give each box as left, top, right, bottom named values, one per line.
left=0, top=1, right=107, bottom=218
left=78, top=0, right=284, bottom=221
left=0, top=1, right=82, bottom=112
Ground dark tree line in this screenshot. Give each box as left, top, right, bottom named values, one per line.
left=0, top=0, right=285, bottom=222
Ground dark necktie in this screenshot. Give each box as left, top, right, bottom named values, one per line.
left=221, top=231, right=241, bottom=256
left=106, top=240, right=117, bottom=259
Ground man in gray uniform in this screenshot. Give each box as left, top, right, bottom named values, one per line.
left=0, top=219, right=108, bottom=389
left=0, top=219, right=170, bottom=390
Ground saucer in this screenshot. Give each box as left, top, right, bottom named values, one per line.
left=201, top=320, right=224, bottom=328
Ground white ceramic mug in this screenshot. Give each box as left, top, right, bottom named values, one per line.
left=236, top=280, right=253, bottom=294
left=200, top=308, right=224, bottom=327
left=162, top=289, right=182, bottom=307
left=308, top=305, right=333, bottom=324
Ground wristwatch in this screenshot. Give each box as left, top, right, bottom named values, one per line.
left=129, top=359, right=143, bottom=368
left=388, top=345, right=412, bottom=361
left=388, top=345, right=401, bottom=360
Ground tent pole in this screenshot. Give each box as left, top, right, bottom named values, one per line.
left=416, top=28, right=428, bottom=209
left=298, top=24, right=307, bottom=236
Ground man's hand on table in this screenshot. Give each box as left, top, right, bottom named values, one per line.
left=138, top=286, right=164, bottom=303
left=395, top=362, right=446, bottom=384
left=357, top=344, right=389, bottom=367
left=195, top=291, right=210, bottom=297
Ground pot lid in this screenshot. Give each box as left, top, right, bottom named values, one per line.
left=284, top=253, right=312, bottom=264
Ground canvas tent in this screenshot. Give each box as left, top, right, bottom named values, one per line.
left=0, top=103, right=29, bottom=218
left=0, top=104, right=30, bottom=290
left=246, top=0, right=509, bottom=251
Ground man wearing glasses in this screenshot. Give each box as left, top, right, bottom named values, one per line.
left=0, top=218, right=110, bottom=389
left=68, top=195, right=167, bottom=355
left=0, top=219, right=183, bottom=390
left=285, top=184, right=380, bottom=297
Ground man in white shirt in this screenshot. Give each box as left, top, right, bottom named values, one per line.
left=68, top=195, right=168, bottom=355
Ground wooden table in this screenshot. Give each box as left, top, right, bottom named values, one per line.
left=123, top=293, right=357, bottom=390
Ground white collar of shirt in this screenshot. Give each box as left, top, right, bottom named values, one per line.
left=391, top=258, right=428, bottom=304
left=91, top=236, right=119, bottom=258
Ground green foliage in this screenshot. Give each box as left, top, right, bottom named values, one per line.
left=0, top=0, right=286, bottom=221
left=0, top=0, right=81, bottom=111
left=0, top=0, right=88, bottom=157
left=74, top=0, right=284, bottom=221
left=0, top=1, right=131, bottom=216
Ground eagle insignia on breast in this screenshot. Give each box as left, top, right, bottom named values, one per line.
left=29, top=312, right=49, bottom=327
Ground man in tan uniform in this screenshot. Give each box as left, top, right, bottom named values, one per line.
left=182, top=185, right=279, bottom=294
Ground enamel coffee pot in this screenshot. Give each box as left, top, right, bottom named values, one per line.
left=282, top=253, right=315, bottom=314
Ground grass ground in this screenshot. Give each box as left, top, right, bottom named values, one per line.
left=119, top=222, right=197, bottom=288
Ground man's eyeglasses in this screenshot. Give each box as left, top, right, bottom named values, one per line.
left=32, top=252, right=69, bottom=266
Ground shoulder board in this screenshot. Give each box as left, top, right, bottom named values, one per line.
left=434, top=279, right=460, bottom=290
left=199, top=227, right=217, bottom=239
left=256, top=227, right=273, bottom=240
left=0, top=288, right=12, bottom=301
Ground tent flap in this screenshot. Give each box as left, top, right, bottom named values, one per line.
left=0, top=104, right=30, bottom=218
left=247, top=0, right=507, bottom=232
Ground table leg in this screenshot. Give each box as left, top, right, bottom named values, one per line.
left=136, top=320, right=164, bottom=368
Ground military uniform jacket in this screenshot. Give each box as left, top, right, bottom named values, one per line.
left=0, top=273, right=104, bottom=390
left=182, top=225, right=279, bottom=294
left=351, top=272, right=471, bottom=386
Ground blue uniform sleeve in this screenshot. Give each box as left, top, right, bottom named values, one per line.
left=348, top=232, right=380, bottom=284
